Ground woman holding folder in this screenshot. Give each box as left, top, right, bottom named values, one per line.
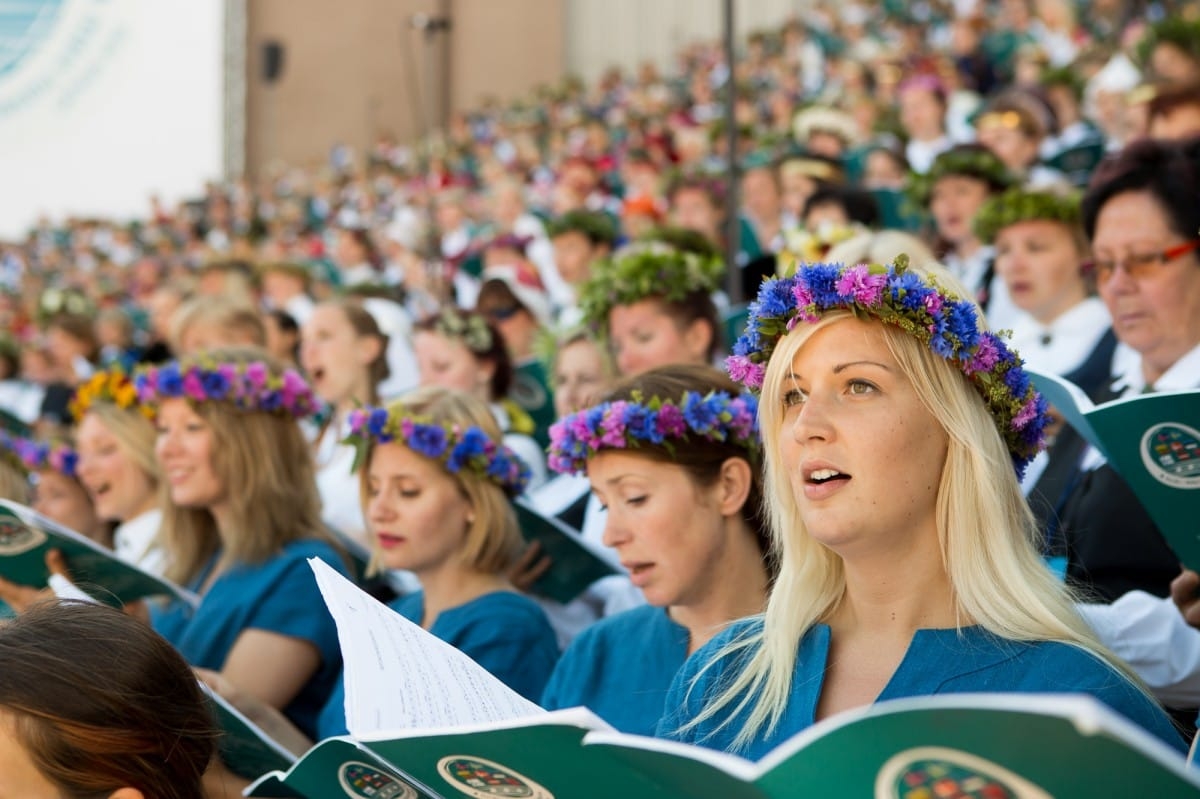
left=204, top=385, right=559, bottom=766
left=1049, top=137, right=1200, bottom=601
left=135, top=347, right=348, bottom=742
left=313, top=386, right=559, bottom=737
left=657, top=258, right=1185, bottom=759
left=540, top=364, right=772, bottom=735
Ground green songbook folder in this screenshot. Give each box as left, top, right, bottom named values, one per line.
left=513, top=497, right=618, bottom=605
left=1029, top=371, right=1200, bottom=570
left=0, top=500, right=195, bottom=607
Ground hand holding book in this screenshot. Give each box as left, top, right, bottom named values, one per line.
left=0, top=546, right=67, bottom=612
left=0, top=500, right=195, bottom=609
left=1028, top=371, right=1200, bottom=570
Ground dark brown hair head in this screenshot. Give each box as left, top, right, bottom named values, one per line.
left=599, top=363, right=770, bottom=559
left=0, top=600, right=219, bottom=799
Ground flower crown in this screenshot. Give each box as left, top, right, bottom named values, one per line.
left=547, top=389, right=760, bottom=475
left=778, top=223, right=869, bottom=277
left=69, top=369, right=154, bottom=422
left=345, top=406, right=531, bottom=496
left=725, top=257, right=1049, bottom=477
left=578, top=242, right=725, bottom=334
left=427, top=308, right=494, bottom=355
left=133, top=359, right=318, bottom=419
left=973, top=188, right=1081, bottom=245
left=0, top=432, right=76, bottom=477
left=906, top=147, right=1015, bottom=207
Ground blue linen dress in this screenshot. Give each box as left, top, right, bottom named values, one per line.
left=316, top=589, right=560, bottom=739
left=542, top=605, right=690, bottom=735
left=657, top=620, right=1187, bottom=761
left=150, top=538, right=349, bottom=740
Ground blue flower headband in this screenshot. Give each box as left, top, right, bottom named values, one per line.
left=548, top=390, right=760, bottom=475
left=0, top=432, right=77, bottom=477
left=134, top=359, right=318, bottom=420
left=345, top=406, right=531, bottom=497
left=725, top=257, right=1049, bottom=477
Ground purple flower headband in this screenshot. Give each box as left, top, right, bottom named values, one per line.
left=548, top=390, right=760, bottom=475
left=725, top=257, right=1049, bottom=477
left=133, top=359, right=318, bottom=419
left=345, top=406, right=531, bottom=497
left=0, top=432, right=77, bottom=477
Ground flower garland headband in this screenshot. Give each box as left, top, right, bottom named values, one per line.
left=577, top=242, right=726, bottom=335
left=69, top=369, right=153, bottom=422
left=0, top=432, right=77, bottom=477
left=547, top=389, right=760, bottom=475
left=429, top=307, right=494, bottom=355
left=906, top=146, right=1015, bottom=208
left=725, top=257, right=1049, bottom=477
left=973, top=188, right=1082, bottom=245
left=345, top=406, right=531, bottom=496
left=133, top=358, right=318, bottom=419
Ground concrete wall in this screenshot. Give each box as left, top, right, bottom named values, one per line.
left=565, top=0, right=805, bottom=85
left=244, top=0, right=564, bottom=176
left=242, top=1, right=803, bottom=176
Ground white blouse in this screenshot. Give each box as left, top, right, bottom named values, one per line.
left=1008, top=297, right=1112, bottom=377
left=313, top=414, right=369, bottom=551
left=114, top=508, right=166, bottom=577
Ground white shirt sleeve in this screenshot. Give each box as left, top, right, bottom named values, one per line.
left=1078, top=591, right=1200, bottom=708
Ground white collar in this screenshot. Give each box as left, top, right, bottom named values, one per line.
left=1112, top=339, right=1200, bottom=395
left=1025, top=297, right=1110, bottom=337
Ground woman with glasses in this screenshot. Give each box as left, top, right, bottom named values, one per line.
left=1051, top=138, right=1200, bottom=603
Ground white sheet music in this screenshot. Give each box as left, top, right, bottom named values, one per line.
left=308, top=558, right=544, bottom=737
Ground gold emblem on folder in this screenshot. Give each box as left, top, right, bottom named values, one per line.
left=436, top=755, right=553, bottom=799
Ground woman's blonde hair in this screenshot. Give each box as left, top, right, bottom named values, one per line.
left=825, top=230, right=940, bottom=272
left=359, top=387, right=523, bottom=576
left=690, top=306, right=1141, bottom=749
left=84, top=403, right=160, bottom=492
left=158, top=347, right=330, bottom=585
left=169, top=297, right=267, bottom=355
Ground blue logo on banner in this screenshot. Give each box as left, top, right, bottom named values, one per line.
left=0, top=1, right=66, bottom=78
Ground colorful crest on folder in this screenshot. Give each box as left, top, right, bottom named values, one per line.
left=436, top=756, right=553, bottom=799
left=337, top=761, right=418, bottom=799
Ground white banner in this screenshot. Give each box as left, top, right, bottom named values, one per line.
left=0, top=0, right=224, bottom=239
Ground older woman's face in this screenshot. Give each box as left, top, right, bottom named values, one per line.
left=1092, top=190, right=1200, bottom=382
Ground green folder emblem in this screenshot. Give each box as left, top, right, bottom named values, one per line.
left=337, top=761, right=417, bottom=799
left=0, top=517, right=44, bottom=555
left=436, top=755, right=553, bottom=799
left=875, top=748, right=1050, bottom=799
left=1140, top=423, right=1200, bottom=490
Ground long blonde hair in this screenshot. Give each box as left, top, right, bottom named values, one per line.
left=84, top=403, right=160, bottom=492
left=158, top=348, right=332, bottom=585
left=358, top=387, right=523, bottom=576
left=689, top=310, right=1139, bottom=749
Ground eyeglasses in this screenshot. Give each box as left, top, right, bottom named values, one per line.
left=1084, top=238, right=1200, bottom=284
left=483, top=305, right=522, bottom=322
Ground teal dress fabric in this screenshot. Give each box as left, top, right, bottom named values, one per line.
left=150, top=539, right=349, bottom=740
left=316, top=589, right=560, bottom=739
left=542, top=605, right=690, bottom=735
left=657, top=620, right=1187, bottom=761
